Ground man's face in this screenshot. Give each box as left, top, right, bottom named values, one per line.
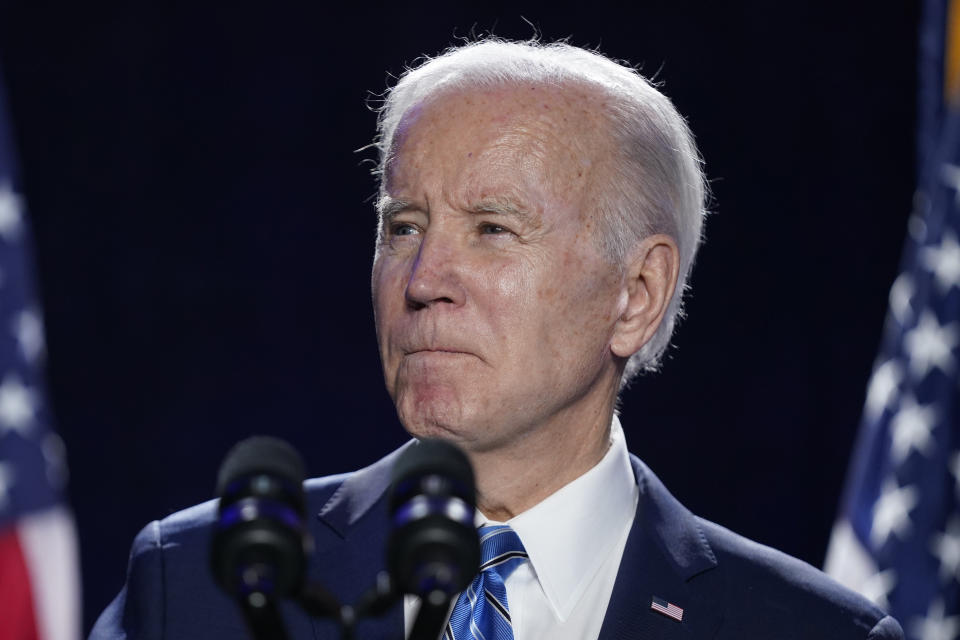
left=372, top=84, right=625, bottom=455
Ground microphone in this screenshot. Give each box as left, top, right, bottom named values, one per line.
left=388, top=439, right=480, bottom=640
left=210, top=436, right=309, bottom=640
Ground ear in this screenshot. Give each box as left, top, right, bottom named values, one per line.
left=610, top=234, right=681, bottom=358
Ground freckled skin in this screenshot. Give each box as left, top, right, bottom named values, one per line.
left=372, top=84, right=637, bottom=518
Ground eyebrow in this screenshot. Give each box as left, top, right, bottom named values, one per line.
left=470, top=198, right=533, bottom=223
left=376, top=195, right=534, bottom=223
left=376, top=196, right=414, bottom=221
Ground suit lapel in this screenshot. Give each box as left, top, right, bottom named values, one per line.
left=303, top=445, right=724, bottom=640
left=598, top=456, right=723, bottom=640
left=308, top=443, right=414, bottom=640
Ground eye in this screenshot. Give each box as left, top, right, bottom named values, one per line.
left=478, top=222, right=510, bottom=235
left=388, top=222, right=420, bottom=237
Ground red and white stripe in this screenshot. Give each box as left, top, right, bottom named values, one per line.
left=0, top=507, right=81, bottom=640
left=650, top=597, right=684, bottom=622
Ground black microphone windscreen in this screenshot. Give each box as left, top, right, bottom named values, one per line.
left=216, top=436, right=306, bottom=497
left=211, top=436, right=308, bottom=602
left=390, top=438, right=474, bottom=497
left=387, top=438, right=480, bottom=599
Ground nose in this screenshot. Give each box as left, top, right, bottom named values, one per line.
left=404, top=231, right=465, bottom=310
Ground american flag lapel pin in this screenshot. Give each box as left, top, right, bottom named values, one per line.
left=650, top=596, right=684, bottom=622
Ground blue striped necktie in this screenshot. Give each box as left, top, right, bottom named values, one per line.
left=444, top=525, right=528, bottom=640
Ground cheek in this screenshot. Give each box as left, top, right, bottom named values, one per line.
left=372, top=254, right=408, bottom=307
left=538, top=250, right=619, bottom=354
left=476, top=257, right=542, bottom=345
left=489, top=259, right=528, bottom=299
left=372, top=259, right=410, bottom=355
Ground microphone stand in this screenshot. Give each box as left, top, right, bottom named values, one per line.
left=407, top=591, right=451, bottom=640
left=240, top=577, right=451, bottom=640
left=239, top=593, right=289, bottom=640
left=298, top=571, right=402, bottom=640
left=232, top=571, right=405, bottom=640
left=220, top=437, right=478, bottom=640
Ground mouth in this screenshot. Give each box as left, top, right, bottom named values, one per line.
left=398, top=347, right=486, bottom=368
left=406, top=348, right=471, bottom=356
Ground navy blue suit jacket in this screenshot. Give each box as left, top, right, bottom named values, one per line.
left=91, top=445, right=903, bottom=639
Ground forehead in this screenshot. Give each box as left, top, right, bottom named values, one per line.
left=384, top=82, right=613, bottom=207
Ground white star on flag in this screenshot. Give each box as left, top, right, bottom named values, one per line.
left=942, top=163, right=960, bottom=207
left=12, top=308, right=44, bottom=364
left=909, top=211, right=929, bottom=242
left=825, top=17, right=960, bottom=630
left=911, top=598, right=960, bottom=640
left=0, top=374, right=38, bottom=436
left=865, top=360, right=903, bottom=421
left=0, top=54, right=88, bottom=640
left=42, top=432, right=68, bottom=488
left=0, top=462, right=14, bottom=510
left=931, top=516, right=960, bottom=583
left=890, top=394, right=937, bottom=463
left=0, top=180, right=23, bottom=242
left=861, top=569, right=898, bottom=610
left=922, top=232, right=960, bottom=293
left=871, top=479, right=919, bottom=548
left=903, top=310, right=959, bottom=379
left=951, top=452, right=960, bottom=497
left=889, top=273, right=915, bottom=325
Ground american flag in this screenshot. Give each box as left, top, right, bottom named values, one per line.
left=650, top=596, right=684, bottom=622
left=823, top=0, right=960, bottom=638
left=0, top=67, right=80, bottom=640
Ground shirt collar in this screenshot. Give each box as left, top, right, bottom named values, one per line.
left=478, top=415, right=638, bottom=621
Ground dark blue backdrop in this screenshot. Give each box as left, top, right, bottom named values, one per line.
left=0, top=1, right=919, bottom=631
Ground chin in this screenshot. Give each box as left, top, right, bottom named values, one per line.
left=400, top=398, right=501, bottom=451
left=397, top=390, right=465, bottom=438
left=392, top=374, right=513, bottom=448
left=400, top=408, right=521, bottom=461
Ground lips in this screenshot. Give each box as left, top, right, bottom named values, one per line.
left=399, top=342, right=480, bottom=361
left=405, top=348, right=471, bottom=356
left=393, top=328, right=481, bottom=360
left=399, top=340, right=473, bottom=356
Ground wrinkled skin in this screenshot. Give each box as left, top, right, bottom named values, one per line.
left=371, top=83, right=676, bottom=518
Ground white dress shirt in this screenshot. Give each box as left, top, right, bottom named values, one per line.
left=404, top=417, right=639, bottom=639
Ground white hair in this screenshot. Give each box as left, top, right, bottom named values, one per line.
left=374, top=38, right=707, bottom=383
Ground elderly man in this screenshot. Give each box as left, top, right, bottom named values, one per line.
left=91, top=40, right=903, bottom=640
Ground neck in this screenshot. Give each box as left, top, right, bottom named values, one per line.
left=470, top=395, right=617, bottom=522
